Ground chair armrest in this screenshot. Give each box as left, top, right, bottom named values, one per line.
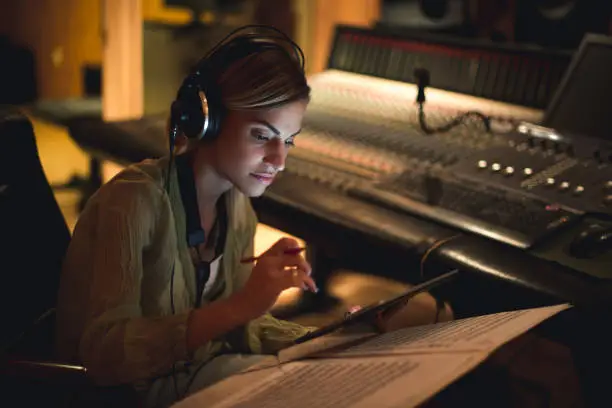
left=2, top=357, right=89, bottom=385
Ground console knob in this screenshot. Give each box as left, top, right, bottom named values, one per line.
left=504, top=166, right=515, bottom=176
left=491, top=163, right=501, bottom=172
left=477, top=160, right=487, bottom=169
left=603, top=195, right=612, bottom=206
left=559, top=181, right=570, bottom=191
left=605, top=180, right=612, bottom=190
left=523, top=168, right=533, bottom=177
left=546, top=177, right=555, bottom=186
left=573, top=185, right=585, bottom=195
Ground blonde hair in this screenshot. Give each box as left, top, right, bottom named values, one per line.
left=217, top=46, right=310, bottom=110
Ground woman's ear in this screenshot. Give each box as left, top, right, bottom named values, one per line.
left=166, top=115, right=191, bottom=155
left=173, top=133, right=190, bottom=155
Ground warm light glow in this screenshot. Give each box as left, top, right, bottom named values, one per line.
left=103, top=0, right=143, bottom=121
left=254, top=224, right=306, bottom=256
left=102, top=161, right=125, bottom=183
left=310, top=70, right=544, bottom=124
left=254, top=224, right=308, bottom=305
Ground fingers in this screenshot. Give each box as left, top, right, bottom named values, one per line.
left=285, top=254, right=312, bottom=276
left=254, top=240, right=318, bottom=292
left=268, top=253, right=312, bottom=277
left=288, top=268, right=318, bottom=293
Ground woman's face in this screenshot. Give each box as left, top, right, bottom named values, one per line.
left=205, top=99, right=308, bottom=197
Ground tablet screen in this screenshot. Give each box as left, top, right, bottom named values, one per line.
left=294, top=269, right=459, bottom=345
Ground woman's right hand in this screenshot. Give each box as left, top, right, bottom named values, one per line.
left=239, top=237, right=318, bottom=316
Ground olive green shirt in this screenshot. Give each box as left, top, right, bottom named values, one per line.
left=55, top=157, right=313, bottom=387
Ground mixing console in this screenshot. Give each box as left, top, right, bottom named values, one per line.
left=281, top=32, right=610, bottom=251
left=280, top=68, right=585, bottom=248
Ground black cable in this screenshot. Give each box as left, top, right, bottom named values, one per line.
left=166, top=125, right=178, bottom=316
left=413, top=68, right=492, bottom=135
left=418, top=102, right=491, bottom=134
left=165, top=124, right=180, bottom=401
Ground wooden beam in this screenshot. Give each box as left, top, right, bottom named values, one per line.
left=308, top=0, right=381, bottom=74
left=102, top=0, right=143, bottom=121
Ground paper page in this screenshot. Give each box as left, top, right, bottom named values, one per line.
left=335, top=304, right=570, bottom=357
left=172, top=364, right=285, bottom=408
left=172, top=304, right=570, bottom=408
left=173, top=354, right=486, bottom=408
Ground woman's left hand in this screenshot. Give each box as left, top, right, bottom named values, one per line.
left=345, top=299, right=450, bottom=333
left=378, top=300, right=451, bottom=332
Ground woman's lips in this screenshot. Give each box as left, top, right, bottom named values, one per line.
left=250, top=173, right=275, bottom=184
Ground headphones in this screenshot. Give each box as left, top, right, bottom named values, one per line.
left=169, top=25, right=305, bottom=144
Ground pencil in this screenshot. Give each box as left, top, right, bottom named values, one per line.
left=240, top=247, right=306, bottom=263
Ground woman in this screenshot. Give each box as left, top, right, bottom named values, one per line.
left=55, top=26, right=400, bottom=407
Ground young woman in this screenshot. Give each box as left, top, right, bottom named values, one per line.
left=54, top=25, right=423, bottom=407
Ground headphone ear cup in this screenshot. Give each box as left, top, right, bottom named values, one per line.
left=173, top=93, right=205, bottom=140
left=204, top=101, right=223, bottom=141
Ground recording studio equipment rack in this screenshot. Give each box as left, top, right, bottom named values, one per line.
left=328, top=25, right=571, bottom=110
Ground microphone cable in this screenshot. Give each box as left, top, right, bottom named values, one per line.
left=414, top=68, right=493, bottom=135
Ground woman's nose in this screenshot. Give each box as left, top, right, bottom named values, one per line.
left=264, top=138, right=287, bottom=169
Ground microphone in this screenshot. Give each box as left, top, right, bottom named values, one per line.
left=413, top=68, right=430, bottom=104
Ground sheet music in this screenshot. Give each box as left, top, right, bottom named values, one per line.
left=172, top=304, right=570, bottom=408
left=336, top=304, right=570, bottom=357
left=173, top=354, right=485, bottom=408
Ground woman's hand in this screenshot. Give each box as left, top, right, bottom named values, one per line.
left=376, top=299, right=450, bottom=333
left=238, top=238, right=317, bottom=317
left=344, top=299, right=450, bottom=334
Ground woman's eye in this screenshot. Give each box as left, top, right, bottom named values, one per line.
left=252, top=131, right=269, bottom=142
left=285, top=137, right=295, bottom=147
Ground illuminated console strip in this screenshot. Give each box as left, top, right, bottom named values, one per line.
left=306, top=70, right=544, bottom=127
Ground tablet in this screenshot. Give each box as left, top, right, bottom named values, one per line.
left=293, top=269, right=459, bottom=344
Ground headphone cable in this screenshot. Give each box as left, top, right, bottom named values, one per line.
left=165, top=123, right=181, bottom=400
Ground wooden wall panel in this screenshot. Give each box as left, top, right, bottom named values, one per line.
left=102, top=0, right=143, bottom=120
left=1, top=0, right=102, bottom=99
left=296, top=0, right=381, bottom=75
left=143, top=0, right=200, bottom=24
left=141, top=0, right=251, bottom=25
left=0, top=0, right=379, bottom=99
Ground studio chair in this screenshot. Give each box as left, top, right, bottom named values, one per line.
left=0, top=107, right=138, bottom=407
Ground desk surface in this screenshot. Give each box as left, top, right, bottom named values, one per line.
left=28, top=98, right=102, bottom=126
